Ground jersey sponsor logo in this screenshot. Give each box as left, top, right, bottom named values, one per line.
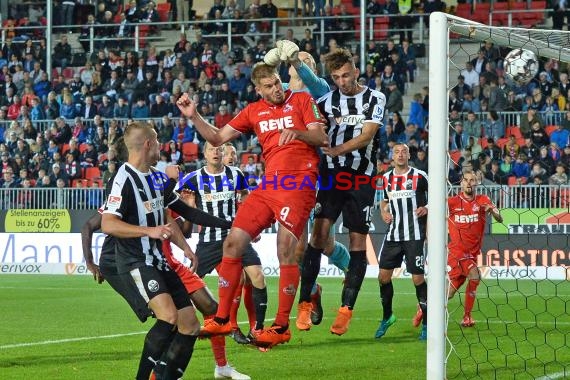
left=282, top=283, right=296, bottom=296
left=372, top=104, right=384, bottom=122
left=259, top=116, right=295, bottom=132
left=203, top=191, right=234, bottom=203
left=147, top=279, right=159, bottom=292
left=387, top=190, right=416, bottom=200
left=143, top=197, right=164, bottom=213
left=258, top=110, right=271, bottom=116
left=334, top=114, right=365, bottom=126
left=454, top=214, right=479, bottom=223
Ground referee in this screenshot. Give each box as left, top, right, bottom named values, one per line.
left=374, top=143, right=429, bottom=341
left=102, top=121, right=200, bottom=380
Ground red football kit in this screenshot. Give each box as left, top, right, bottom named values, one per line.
left=227, top=90, right=324, bottom=239
left=447, top=194, right=494, bottom=287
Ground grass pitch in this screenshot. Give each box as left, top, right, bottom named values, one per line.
left=0, top=275, right=568, bottom=379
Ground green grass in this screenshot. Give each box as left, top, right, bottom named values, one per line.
left=0, top=276, right=568, bottom=379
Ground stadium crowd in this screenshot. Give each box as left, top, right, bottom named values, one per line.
left=1, top=0, right=568, bottom=198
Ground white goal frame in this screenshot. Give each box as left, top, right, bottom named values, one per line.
left=427, top=11, right=570, bottom=379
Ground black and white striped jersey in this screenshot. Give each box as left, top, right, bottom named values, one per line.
left=179, top=165, right=246, bottom=243
left=381, top=166, right=428, bottom=241
left=103, top=163, right=178, bottom=273
left=318, top=86, right=386, bottom=175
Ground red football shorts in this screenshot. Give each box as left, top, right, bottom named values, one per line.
left=448, top=255, right=478, bottom=290
left=233, top=178, right=316, bottom=240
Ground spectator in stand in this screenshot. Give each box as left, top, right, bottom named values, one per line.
left=113, top=96, right=130, bottom=119
left=63, top=152, right=81, bottom=181
left=49, top=162, right=69, bottom=185
left=150, top=95, right=168, bottom=117
left=385, top=81, right=403, bottom=115
left=59, top=95, right=77, bottom=120
left=484, top=110, right=505, bottom=139
left=529, top=121, right=550, bottom=148
left=93, top=125, right=107, bottom=154
left=462, top=111, right=481, bottom=139
left=529, top=161, right=549, bottom=185
left=481, top=138, right=501, bottom=162
left=561, top=145, right=570, bottom=168
left=131, top=98, right=149, bottom=119
left=503, top=135, right=520, bottom=160
left=33, top=72, right=51, bottom=104
left=521, top=137, right=541, bottom=165
left=53, top=35, right=72, bottom=70
left=102, top=70, right=122, bottom=102
left=537, top=145, right=556, bottom=175
left=30, top=97, right=46, bottom=122
left=214, top=105, right=232, bottom=128
left=172, top=116, right=195, bottom=145
left=549, top=163, right=568, bottom=185
left=158, top=116, right=174, bottom=144
left=520, top=105, right=544, bottom=136
left=168, top=140, right=182, bottom=164
left=549, top=142, right=562, bottom=162
left=450, top=121, right=468, bottom=151
left=484, top=159, right=504, bottom=184
left=460, top=61, right=479, bottom=90
left=7, top=95, right=22, bottom=120
left=80, top=141, right=98, bottom=168
left=550, top=123, right=570, bottom=150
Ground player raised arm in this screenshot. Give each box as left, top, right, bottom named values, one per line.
left=484, top=203, right=503, bottom=223
left=166, top=211, right=198, bottom=273
left=279, top=122, right=328, bottom=147
left=177, top=93, right=240, bottom=147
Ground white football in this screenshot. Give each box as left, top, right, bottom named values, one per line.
left=503, top=48, right=539, bottom=84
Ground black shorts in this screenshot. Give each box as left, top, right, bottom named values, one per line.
left=314, top=169, right=375, bottom=234
left=195, top=238, right=261, bottom=278
left=99, top=248, right=152, bottom=323
left=379, top=239, right=425, bottom=275
left=129, top=265, right=193, bottom=310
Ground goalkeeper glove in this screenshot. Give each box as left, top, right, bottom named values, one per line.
left=263, top=47, right=282, bottom=66
left=276, top=40, right=300, bottom=65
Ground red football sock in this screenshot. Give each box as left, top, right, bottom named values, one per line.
left=242, top=283, right=256, bottom=330
left=274, top=265, right=300, bottom=327
left=210, top=335, right=227, bottom=367
left=216, top=257, right=243, bottom=320
left=464, top=279, right=480, bottom=315
left=229, top=278, right=244, bottom=329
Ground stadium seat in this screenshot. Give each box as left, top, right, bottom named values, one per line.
left=472, top=2, right=491, bottom=24
left=182, top=142, right=199, bottom=161
left=61, top=143, right=70, bottom=154
left=495, top=137, right=509, bottom=150
left=492, top=1, right=510, bottom=26
left=545, top=125, right=558, bottom=136
left=479, top=138, right=489, bottom=149
left=84, top=167, right=101, bottom=179
left=506, top=126, right=523, bottom=139
left=507, top=176, right=527, bottom=186
left=78, top=143, right=88, bottom=154
left=455, top=3, right=471, bottom=19
left=62, top=67, right=75, bottom=80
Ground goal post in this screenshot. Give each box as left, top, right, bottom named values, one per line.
left=427, top=11, right=449, bottom=380
left=427, top=11, right=570, bottom=380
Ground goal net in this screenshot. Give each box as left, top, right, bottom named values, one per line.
left=427, top=12, right=570, bottom=379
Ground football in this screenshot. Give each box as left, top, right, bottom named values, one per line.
left=503, top=48, right=539, bottom=84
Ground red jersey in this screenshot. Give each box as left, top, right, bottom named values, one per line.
left=448, top=194, right=494, bottom=258
left=228, top=90, right=323, bottom=175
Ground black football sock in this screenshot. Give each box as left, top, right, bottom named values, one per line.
left=252, top=285, right=268, bottom=330
left=135, top=319, right=175, bottom=380
left=380, top=281, right=394, bottom=321
left=415, top=281, right=428, bottom=326
left=299, top=244, right=323, bottom=303
left=341, top=250, right=367, bottom=309
left=160, top=332, right=198, bottom=380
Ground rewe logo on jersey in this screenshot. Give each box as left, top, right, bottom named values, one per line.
left=259, top=116, right=294, bottom=132
left=454, top=214, right=479, bottom=223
